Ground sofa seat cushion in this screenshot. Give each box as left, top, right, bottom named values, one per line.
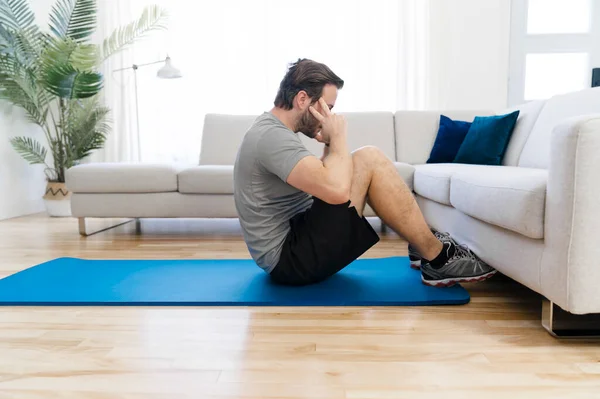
left=450, top=167, right=547, bottom=239
left=178, top=165, right=234, bottom=194
left=413, top=164, right=478, bottom=205
left=66, top=163, right=180, bottom=193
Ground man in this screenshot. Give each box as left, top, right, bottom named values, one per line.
left=233, top=59, right=496, bottom=287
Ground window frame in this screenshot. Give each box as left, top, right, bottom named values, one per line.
left=508, top=0, right=600, bottom=106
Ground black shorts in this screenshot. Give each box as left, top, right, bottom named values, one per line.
left=269, top=197, right=380, bottom=286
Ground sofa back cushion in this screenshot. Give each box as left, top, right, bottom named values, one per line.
left=519, top=87, right=600, bottom=169
left=200, top=114, right=257, bottom=165
left=299, top=112, right=396, bottom=159
left=453, top=110, right=521, bottom=166
left=500, top=100, right=545, bottom=166
left=394, top=110, right=493, bottom=164
left=200, top=112, right=396, bottom=165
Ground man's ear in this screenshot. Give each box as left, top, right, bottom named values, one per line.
left=295, top=90, right=310, bottom=110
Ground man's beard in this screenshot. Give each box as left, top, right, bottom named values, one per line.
left=295, top=108, right=321, bottom=138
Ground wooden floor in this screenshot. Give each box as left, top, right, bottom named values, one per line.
left=1, top=215, right=600, bottom=399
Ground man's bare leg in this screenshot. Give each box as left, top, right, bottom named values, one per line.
left=348, top=146, right=443, bottom=261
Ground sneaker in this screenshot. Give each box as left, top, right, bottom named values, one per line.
left=408, top=229, right=453, bottom=270
left=420, top=242, right=497, bottom=287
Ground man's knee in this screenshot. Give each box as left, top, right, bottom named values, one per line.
left=352, top=146, right=387, bottom=167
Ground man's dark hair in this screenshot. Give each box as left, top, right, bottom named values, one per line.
left=274, top=58, right=344, bottom=110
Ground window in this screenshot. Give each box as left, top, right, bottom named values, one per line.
left=524, top=53, right=589, bottom=100
left=527, top=0, right=591, bottom=34
left=508, top=0, right=600, bottom=105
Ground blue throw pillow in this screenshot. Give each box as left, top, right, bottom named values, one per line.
left=453, top=111, right=520, bottom=166
left=426, top=115, right=472, bottom=163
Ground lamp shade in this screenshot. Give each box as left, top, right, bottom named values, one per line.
left=157, top=56, right=182, bottom=79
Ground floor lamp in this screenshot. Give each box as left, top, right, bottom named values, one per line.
left=113, top=56, right=183, bottom=160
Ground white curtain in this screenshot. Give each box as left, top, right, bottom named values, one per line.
left=91, top=0, right=144, bottom=163
left=97, top=0, right=430, bottom=164
left=397, top=0, right=430, bottom=110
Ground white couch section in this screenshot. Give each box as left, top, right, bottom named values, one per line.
left=67, top=87, right=600, bottom=315
left=404, top=88, right=600, bottom=315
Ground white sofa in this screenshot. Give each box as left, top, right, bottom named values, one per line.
left=67, top=87, right=600, bottom=334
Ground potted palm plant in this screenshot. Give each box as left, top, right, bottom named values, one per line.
left=0, top=0, right=167, bottom=216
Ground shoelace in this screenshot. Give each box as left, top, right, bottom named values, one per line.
left=453, top=243, right=475, bottom=260
left=434, top=231, right=451, bottom=240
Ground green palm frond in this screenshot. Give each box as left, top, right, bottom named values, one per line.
left=9, top=136, right=47, bottom=165
left=11, top=28, right=40, bottom=66
left=0, top=22, right=41, bottom=68
left=48, top=136, right=66, bottom=181
left=0, top=55, right=36, bottom=96
left=0, top=0, right=41, bottom=63
left=69, top=43, right=97, bottom=70
left=0, top=24, right=17, bottom=55
left=67, top=97, right=109, bottom=131
left=42, top=62, right=102, bottom=99
left=65, top=98, right=109, bottom=163
left=49, top=0, right=96, bottom=42
left=0, top=55, right=46, bottom=123
left=0, top=0, right=36, bottom=32
left=2, top=94, right=44, bottom=124
left=101, top=5, right=167, bottom=60
left=41, top=37, right=98, bottom=72
left=0, top=92, right=43, bottom=124
left=0, top=24, right=27, bottom=67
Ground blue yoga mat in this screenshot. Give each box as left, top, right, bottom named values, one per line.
left=0, top=257, right=469, bottom=306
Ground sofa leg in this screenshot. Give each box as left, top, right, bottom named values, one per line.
left=542, top=299, right=600, bottom=338
left=78, top=217, right=134, bottom=237
left=78, top=217, right=87, bottom=236
left=380, top=221, right=388, bottom=234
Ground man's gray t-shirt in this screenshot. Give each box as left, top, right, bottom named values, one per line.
left=233, top=112, right=314, bottom=273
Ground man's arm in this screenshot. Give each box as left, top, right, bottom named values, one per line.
left=321, top=128, right=352, bottom=197
left=287, top=99, right=352, bottom=204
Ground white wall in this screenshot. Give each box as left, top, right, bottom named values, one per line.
left=0, top=0, right=54, bottom=221
left=428, top=0, right=511, bottom=111
left=0, top=107, right=47, bottom=221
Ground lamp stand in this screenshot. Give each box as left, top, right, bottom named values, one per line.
left=133, top=64, right=142, bottom=161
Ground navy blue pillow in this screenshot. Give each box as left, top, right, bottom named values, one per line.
left=426, top=115, right=472, bottom=164
left=453, top=111, right=520, bottom=166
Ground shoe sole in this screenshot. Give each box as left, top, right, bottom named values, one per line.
left=421, top=269, right=497, bottom=288
left=410, top=260, right=421, bottom=270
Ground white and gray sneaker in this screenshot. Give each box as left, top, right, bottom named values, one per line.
left=408, top=229, right=453, bottom=270
left=420, top=241, right=497, bottom=287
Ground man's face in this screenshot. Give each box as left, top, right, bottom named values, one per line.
left=295, top=84, right=338, bottom=138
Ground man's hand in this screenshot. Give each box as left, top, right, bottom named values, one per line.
left=309, top=98, right=347, bottom=145
left=315, top=132, right=328, bottom=145
left=287, top=98, right=352, bottom=205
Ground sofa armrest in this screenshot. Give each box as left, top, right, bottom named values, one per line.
left=542, top=114, right=600, bottom=314
left=66, top=163, right=185, bottom=193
